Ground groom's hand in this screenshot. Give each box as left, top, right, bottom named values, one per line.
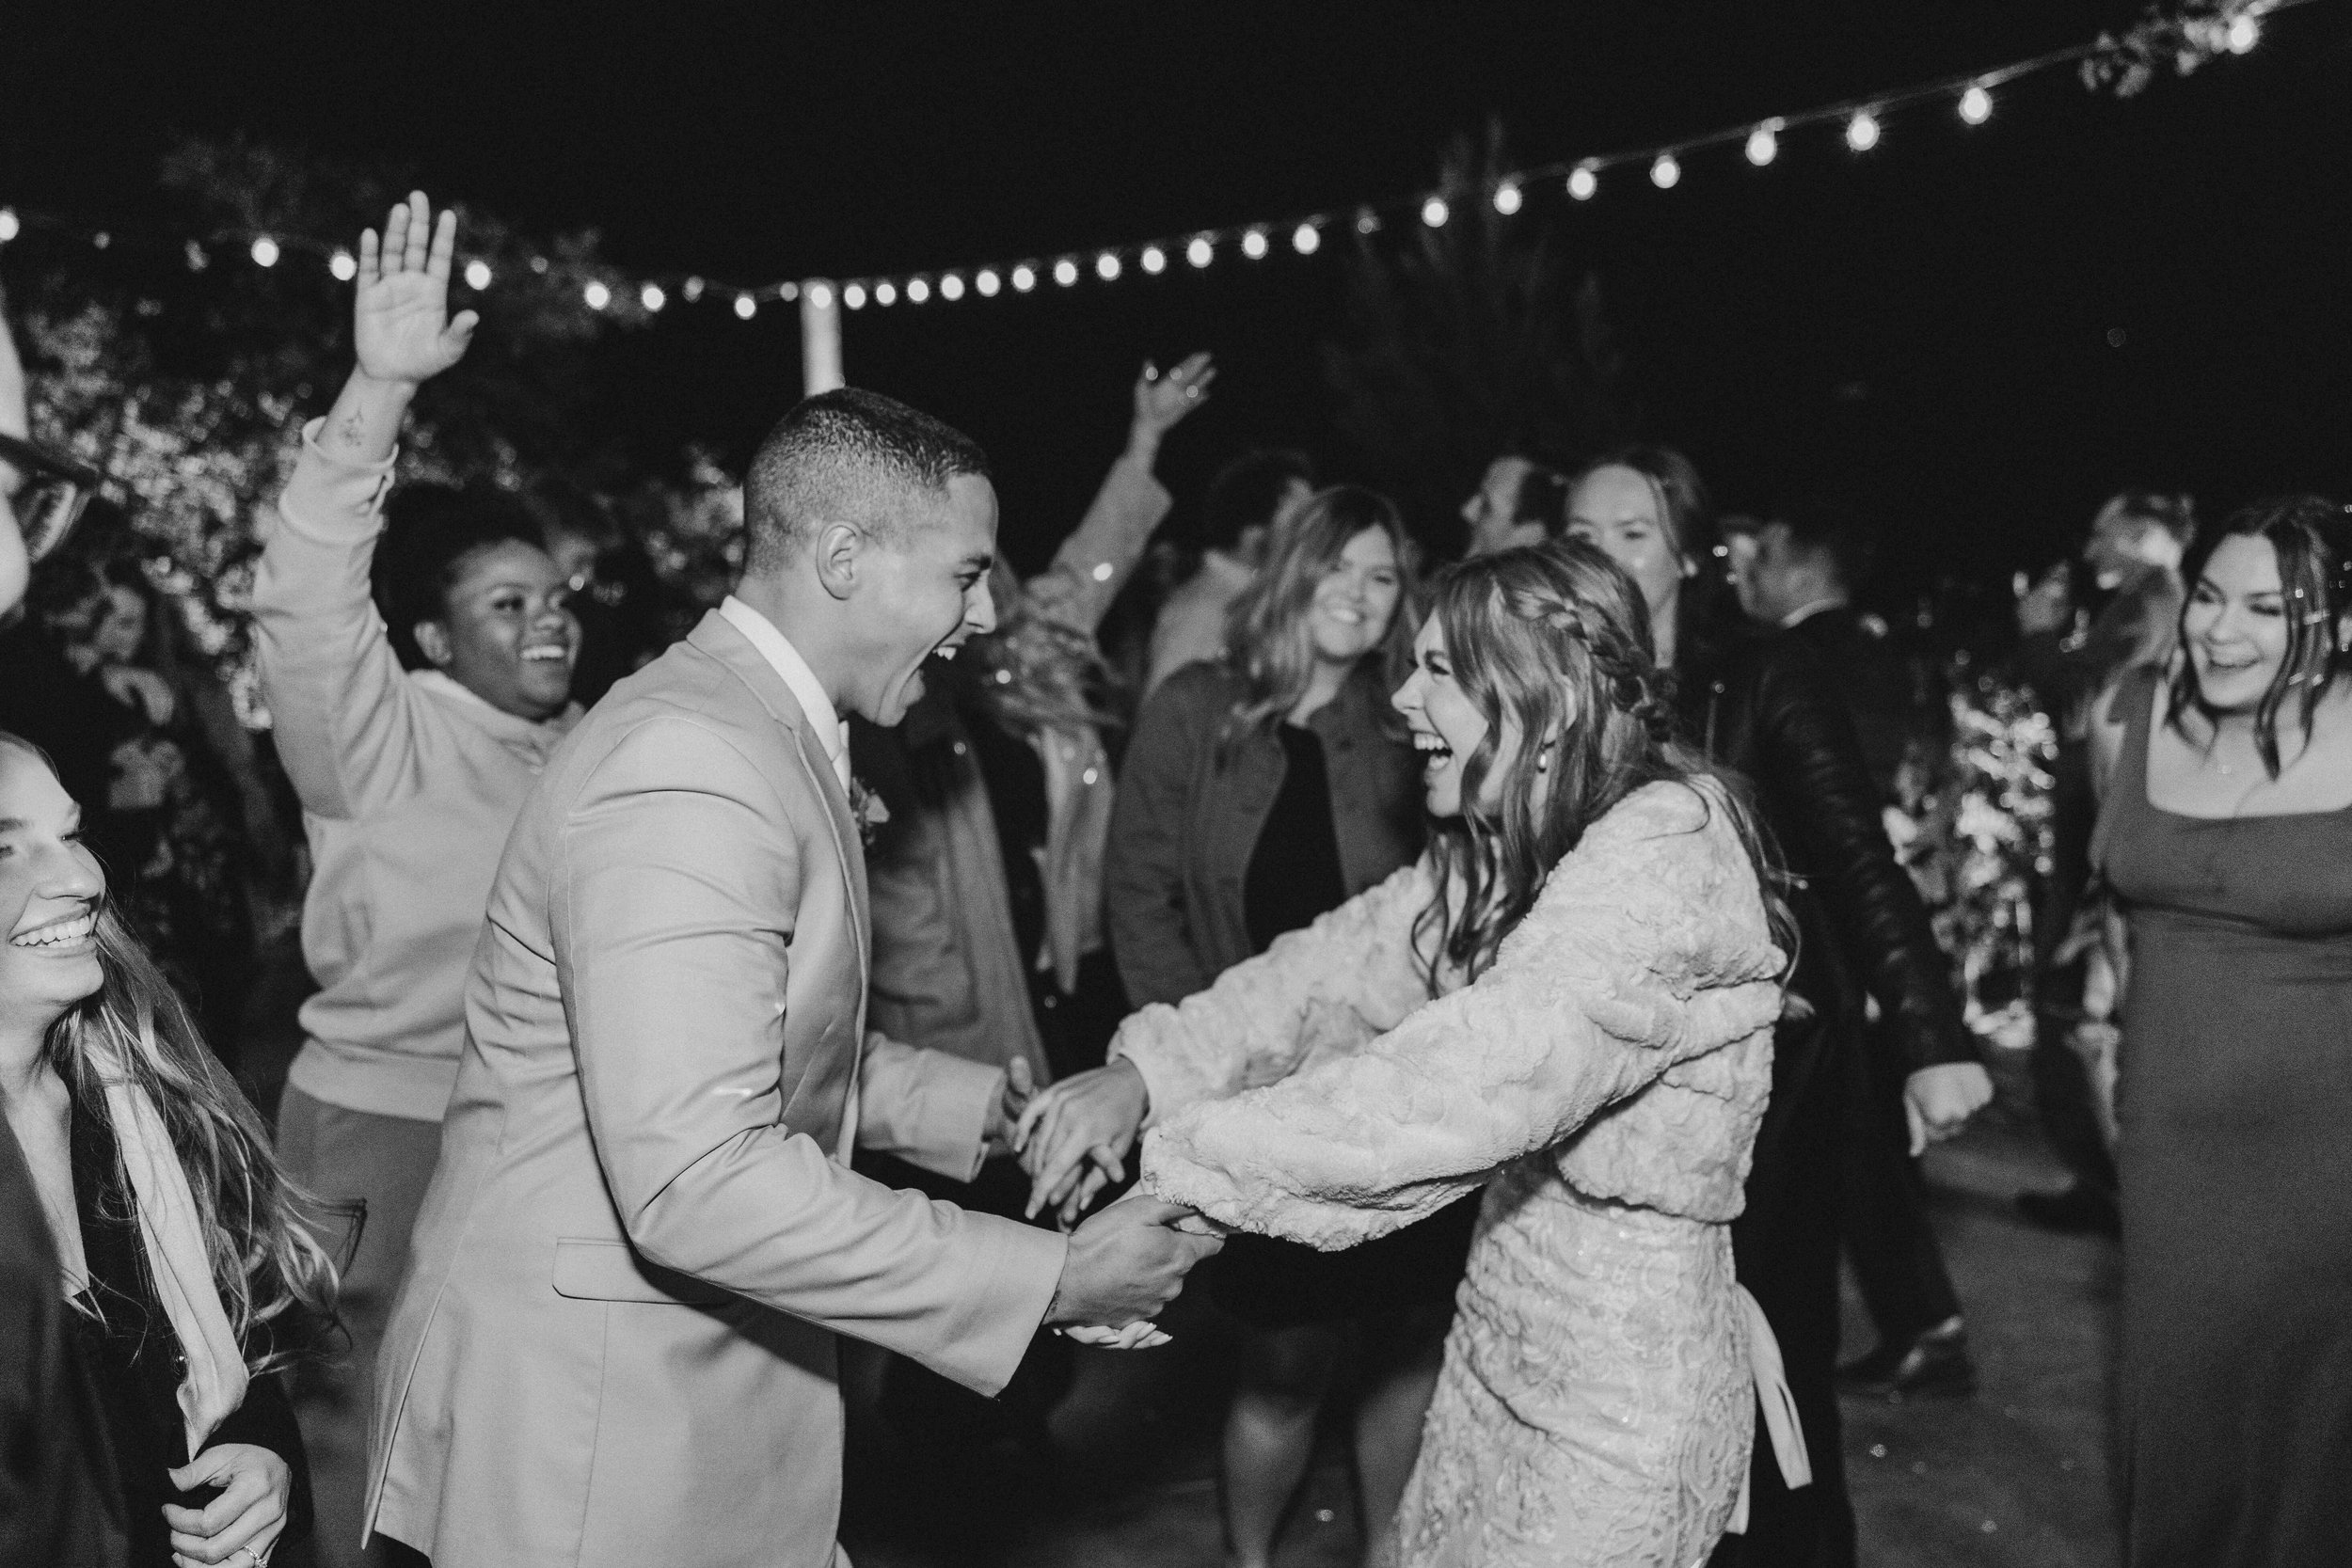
left=1014, top=1059, right=1148, bottom=1219
left=1044, top=1193, right=1221, bottom=1330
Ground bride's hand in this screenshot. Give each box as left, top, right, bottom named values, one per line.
left=1015, top=1059, right=1148, bottom=1219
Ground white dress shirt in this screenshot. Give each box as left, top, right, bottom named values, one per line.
left=720, top=594, right=850, bottom=793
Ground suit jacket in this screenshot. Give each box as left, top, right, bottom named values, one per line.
left=364, top=609, right=1067, bottom=1568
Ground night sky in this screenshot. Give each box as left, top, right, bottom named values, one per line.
left=9, top=0, right=2352, bottom=603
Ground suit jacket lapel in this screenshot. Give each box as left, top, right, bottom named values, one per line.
left=685, top=612, right=871, bottom=991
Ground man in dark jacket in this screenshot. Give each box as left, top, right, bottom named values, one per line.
left=1728, top=499, right=1980, bottom=1402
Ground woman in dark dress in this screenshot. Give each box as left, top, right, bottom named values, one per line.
left=0, top=731, right=334, bottom=1567
left=1092, top=485, right=1470, bottom=1568
left=2090, top=497, right=2352, bottom=1567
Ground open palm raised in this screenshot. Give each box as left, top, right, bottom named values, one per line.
left=354, top=191, right=480, bottom=385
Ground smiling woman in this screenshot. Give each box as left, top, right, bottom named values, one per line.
left=246, top=192, right=587, bottom=1568
left=0, top=732, right=335, bottom=1568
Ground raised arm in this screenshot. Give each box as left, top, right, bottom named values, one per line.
left=250, top=194, right=481, bottom=820
left=1141, top=784, right=1786, bottom=1250
left=1022, top=354, right=1211, bottom=636
left=0, top=305, right=28, bottom=617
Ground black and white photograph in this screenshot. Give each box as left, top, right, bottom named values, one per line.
left=4, top=4, right=2349, bottom=1565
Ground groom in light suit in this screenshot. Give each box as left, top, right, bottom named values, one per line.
left=365, top=367, right=1217, bottom=1564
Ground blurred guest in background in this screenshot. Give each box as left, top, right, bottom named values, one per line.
left=1568, top=446, right=1989, bottom=1568
left=2, top=731, right=337, bottom=1568
left=8, top=532, right=269, bottom=1063
left=1458, top=453, right=1569, bottom=558
left=1725, top=495, right=1976, bottom=1399
left=1142, top=447, right=1315, bottom=695
left=848, top=353, right=1209, bottom=1459
left=1104, top=485, right=1465, bottom=1568
left=251, top=194, right=581, bottom=1568
left=2015, top=491, right=2195, bottom=1238
left=2089, top=497, right=2352, bottom=1568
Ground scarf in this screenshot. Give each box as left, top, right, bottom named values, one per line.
left=96, top=1056, right=248, bottom=1459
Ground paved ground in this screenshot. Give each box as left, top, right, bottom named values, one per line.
left=839, top=1097, right=2123, bottom=1568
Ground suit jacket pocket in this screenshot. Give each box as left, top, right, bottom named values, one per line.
left=550, top=1238, right=731, bottom=1306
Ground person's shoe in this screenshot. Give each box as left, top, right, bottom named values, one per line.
left=2016, top=1184, right=2122, bottom=1239
left=1837, top=1316, right=1976, bottom=1400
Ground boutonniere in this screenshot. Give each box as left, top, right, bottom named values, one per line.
left=847, top=774, right=891, bottom=849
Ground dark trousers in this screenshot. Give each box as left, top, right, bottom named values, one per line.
left=1713, top=1011, right=1858, bottom=1568
left=1837, top=1022, right=1962, bottom=1346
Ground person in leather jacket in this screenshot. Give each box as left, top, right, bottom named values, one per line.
left=1567, top=447, right=1991, bottom=1568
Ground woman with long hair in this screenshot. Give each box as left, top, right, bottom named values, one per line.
left=1097, top=483, right=1455, bottom=1568
left=1565, top=445, right=1987, bottom=1567
left=1025, top=545, right=1804, bottom=1564
left=1, top=731, right=336, bottom=1566
left=2088, top=497, right=2352, bottom=1566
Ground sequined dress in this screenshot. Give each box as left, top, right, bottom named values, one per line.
left=1115, top=782, right=1788, bottom=1566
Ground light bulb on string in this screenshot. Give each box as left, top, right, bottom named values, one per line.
left=1292, top=222, right=1320, bottom=255
left=1141, top=245, right=1167, bottom=275
left=1650, top=153, right=1680, bottom=189
left=844, top=283, right=868, bottom=309
left=1186, top=236, right=1214, bottom=268
left=1011, top=263, right=1038, bottom=293
left=91, top=232, right=109, bottom=250
left=530, top=256, right=549, bottom=275
left=250, top=236, right=281, bottom=268
left=1095, top=251, right=1121, bottom=281
left=1241, top=228, right=1269, bottom=260
left=782, top=282, right=800, bottom=302
left=329, top=249, right=358, bottom=281
left=583, top=279, right=612, bottom=310
left=1959, top=85, right=1993, bottom=124
left=907, top=277, right=930, bottom=304
left=1420, top=196, right=1449, bottom=229
left=185, top=242, right=210, bottom=272
left=940, top=273, right=965, bottom=301
left=1846, top=110, right=1881, bottom=151
left=735, top=293, right=758, bottom=320
left=874, top=280, right=897, bottom=307
left=976, top=268, right=1002, bottom=297
left=1566, top=165, right=1598, bottom=201
left=807, top=281, right=834, bottom=309
left=1492, top=181, right=1523, bottom=215
left=1052, top=258, right=1079, bottom=287
left=683, top=277, right=706, bottom=302
left=1745, top=121, right=1780, bottom=166
left=641, top=282, right=666, bottom=312
left=2225, top=13, right=2260, bottom=51
left=464, top=259, right=493, bottom=290
left=1354, top=208, right=1381, bottom=235
left=0, top=208, right=18, bottom=243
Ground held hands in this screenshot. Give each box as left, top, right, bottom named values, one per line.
left=164, top=1442, right=290, bottom=1566
left=1904, top=1061, right=1994, bottom=1156
left=1044, top=1192, right=1222, bottom=1336
left=1014, top=1058, right=1150, bottom=1224
left=981, top=1057, right=1038, bottom=1158
left=1128, top=352, right=1216, bottom=454
left=354, top=192, right=479, bottom=388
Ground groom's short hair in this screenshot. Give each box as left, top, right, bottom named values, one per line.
left=743, top=388, right=992, bottom=573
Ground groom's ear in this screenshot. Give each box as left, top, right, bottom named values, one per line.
left=810, top=519, right=864, bottom=602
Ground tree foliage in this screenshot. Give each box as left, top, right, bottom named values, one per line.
left=1321, top=124, right=1626, bottom=548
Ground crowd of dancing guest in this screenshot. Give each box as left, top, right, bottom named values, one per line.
left=5, top=186, right=2348, bottom=1568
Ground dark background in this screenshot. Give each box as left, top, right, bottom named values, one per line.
left=8, top=0, right=2350, bottom=603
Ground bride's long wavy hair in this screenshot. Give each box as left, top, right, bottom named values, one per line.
left=5, top=736, right=339, bottom=1369
left=1411, top=546, right=1789, bottom=989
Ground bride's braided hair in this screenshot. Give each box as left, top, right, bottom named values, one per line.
left=1411, top=543, right=1783, bottom=989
